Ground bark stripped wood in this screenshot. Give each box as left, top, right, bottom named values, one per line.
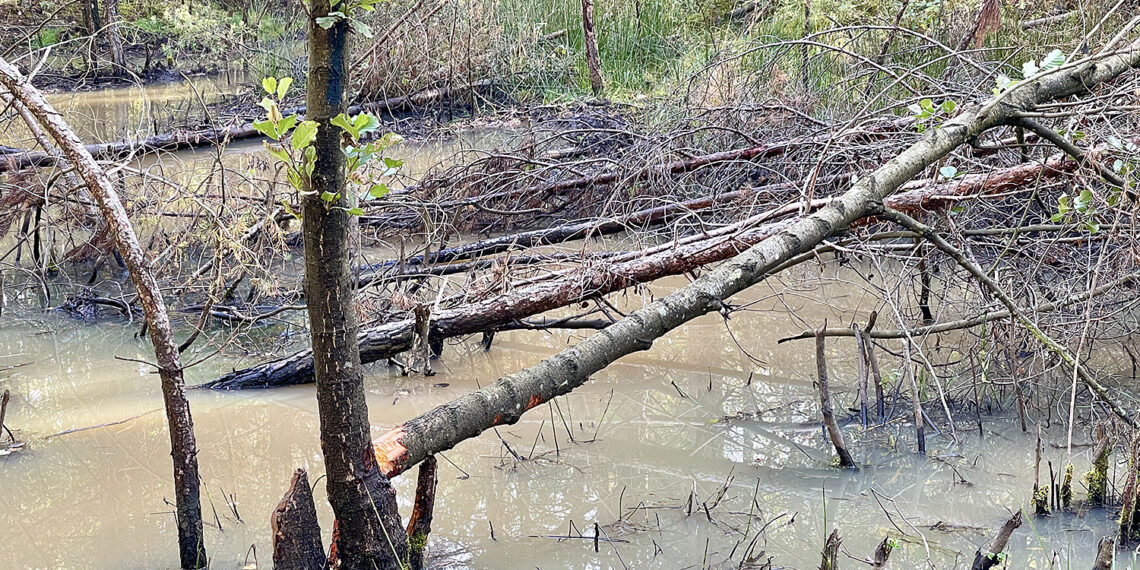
left=908, top=358, right=925, bottom=455
left=970, top=510, right=1022, bottom=570
left=0, top=56, right=208, bottom=568
left=0, top=81, right=493, bottom=173
left=360, top=184, right=779, bottom=275
left=303, top=3, right=407, bottom=568
left=816, top=324, right=857, bottom=468
left=861, top=312, right=885, bottom=423
left=271, top=469, right=326, bottom=570
left=405, top=456, right=438, bottom=570
left=209, top=151, right=1085, bottom=390
left=580, top=0, right=604, bottom=97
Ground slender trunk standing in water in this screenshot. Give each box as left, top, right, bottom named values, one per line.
left=103, top=0, right=126, bottom=73
left=0, top=57, right=207, bottom=569
left=303, top=3, right=407, bottom=568
left=580, top=0, right=604, bottom=96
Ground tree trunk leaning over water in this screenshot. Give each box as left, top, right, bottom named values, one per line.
left=302, top=4, right=407, bottom=569
left=0, top=57, right=207, bottom=569
left=366, top=39, right=1140, bottom=479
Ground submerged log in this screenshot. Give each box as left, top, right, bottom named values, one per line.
left=271, top=469, right=326, bottom=570
left=0, top=81, right=493, bottom=173
left=203, top=207, right=801, bottom=389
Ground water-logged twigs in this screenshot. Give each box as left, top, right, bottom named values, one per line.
left=879, top=208, right=1140, bottom=429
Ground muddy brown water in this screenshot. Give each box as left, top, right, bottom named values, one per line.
left=0, top=80, right=1131, bottom=569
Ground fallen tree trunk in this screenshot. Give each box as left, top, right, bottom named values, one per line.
left=206, top=150, right=1087, bottom=389
left=362, top=40, right=1140, bottom=479
left=0, top=81, right=494, bottom=173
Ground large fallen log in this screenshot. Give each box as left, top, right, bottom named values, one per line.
left=0, top=81, right=494, bottom=173
left=361, top=40, right=1140, bottom=479
left=205, top=151, right=1086, bottom=389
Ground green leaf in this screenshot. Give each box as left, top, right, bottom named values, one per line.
left=354, top=113, right=381, bottom=136
left=1050, top=212, right=1065, bottom=223
left=281, top=200, right=301, bottom=220
left=286, top=170, right=303, bottom=191
left=331, top=113, right=358, bottom=140
left=278, top=114, right=298, bottom=135
left=941, top=100, right=956, bottom=114
left=315, top=15, right=339, bottom=29
left=939, top=165, right=958, bottom=180
left=320, top=191, right=340, bottom=202
left=347, top=206, right=366, bottom=216
left=262, top=76, right=277, bottom=96
left=349, top=19, right=372, bottom=38
left=277, top=77, right=293, bottom=100
left=369, top=183, right=390, bottom=198
left=1085, top=221, right=1100, bottom=234
left=252, top=119, right=279, bottom=140
left=264, top=143, right=291, bottom=163
left=1021, top=60, right=1039, bottom=79
left=1040, top=49, right=1065, bottom=71
left=291, top=120, right=319, bottom=150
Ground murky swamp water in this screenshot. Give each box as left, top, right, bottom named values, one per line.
left=0, top=80, right=1131, bottom=569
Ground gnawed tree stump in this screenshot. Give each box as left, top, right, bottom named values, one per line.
left=271, top=469, right=326, bottom=570
left=971, top=510, right=1022, bottom=570
left=406, top=456, right=438, bottom=570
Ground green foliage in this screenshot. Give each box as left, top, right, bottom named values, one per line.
left=257, top=76, right=402, bottom=216
left=315, top=0, right=389, bottom=38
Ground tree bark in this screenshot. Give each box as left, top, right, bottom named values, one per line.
left=971, top=511, right=1022, bottom=570
left=271, top=469, right=326, bottom=570
left=364, top=39, right=1140, bottom=480
left=405, top=456, right=438, bottom=570
left=0, top=57, right=207, bottom=569
left=303, top=4, right=407, bottom=568
left=816, top=325, right=857, bottom=468
left=580, top=0, right=604, bottom=96
left=102, top=0, right=126, bottom=73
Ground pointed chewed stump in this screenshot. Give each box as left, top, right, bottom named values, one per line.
left=971, top=510, right=1022, bottom=570
left=272, top=469, right=326, bottom=570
